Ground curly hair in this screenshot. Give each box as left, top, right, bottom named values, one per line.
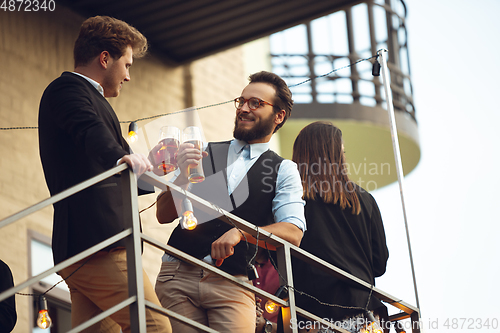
left=74, top=16, right=148, bottom=68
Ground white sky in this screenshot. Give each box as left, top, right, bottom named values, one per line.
left=372, top=0, right=500, bottom=331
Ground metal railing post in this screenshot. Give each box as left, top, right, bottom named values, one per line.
left=276, top=244, right=298, bottom=333
left=410, top=311, right=421, bottom=333
left=122, top=168, right=147, bottom=332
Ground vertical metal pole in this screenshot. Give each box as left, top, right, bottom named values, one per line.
left=276, top=244, right=298, bottom=333
left=345, top=8, right=360, bottom=102
left=123, top=168, right=147, bottom=332
left=306, top=22, right=317, bottom=103
left=367, top=2, right=383, bottom=106
left=377, top=49, right=420, bottom=311
left=410, top=310, right=421, bottom=333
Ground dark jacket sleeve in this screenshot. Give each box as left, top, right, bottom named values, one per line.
left=368, top=194, right=389, bottom=277
left=0, top=260, right=17, bottom=332
left=48, top=76, right=128, bottom=168
left=156, top=190, right=179, bottom=223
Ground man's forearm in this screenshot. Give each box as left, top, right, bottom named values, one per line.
left=240, top=222, right=303, bottom=249
left=258, top=222, right=303, bottom=247
left=211, top=222, right=303, bottom=265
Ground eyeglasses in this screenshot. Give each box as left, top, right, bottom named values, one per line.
left=234, top=97, right=274, bottom=110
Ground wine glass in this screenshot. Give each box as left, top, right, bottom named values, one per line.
left=182, top=126, right=205, bottom=183
left=154, top=126, right=180, bottom=174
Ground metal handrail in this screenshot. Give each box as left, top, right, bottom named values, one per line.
left=0, top=165, right=421, bottom=333
left=0, top=163, right=129, bottom=230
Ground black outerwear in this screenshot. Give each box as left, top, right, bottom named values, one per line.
left=167, top=141, right=283, bottom=276
left=39, top=72, right=143, bottom=265
left=292, top=185, right=389, bottom=320
left=0, top=260, right=16, bottom=333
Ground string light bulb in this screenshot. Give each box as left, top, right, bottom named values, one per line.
left=37, top=296, right=52, bottom=329
left=264, top=300, right=279, bottom=314
left=181, top=197, right=197, bottom=230
left=264, top=285, right=288, bottom=314
left=363, top=311, right=383, bottom=333
left=128, top=121, right=138, bottom=143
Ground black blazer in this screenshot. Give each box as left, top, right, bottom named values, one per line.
left=0, top=260, right=16, bottom=332
left=39, top=72, right=134, bottom=265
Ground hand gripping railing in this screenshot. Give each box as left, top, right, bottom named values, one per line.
left=0, top=164, right=421, bottom=332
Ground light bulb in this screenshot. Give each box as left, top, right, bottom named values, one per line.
left=366, top=321, right=383, bottom=333
left=182, top=210, right=198, bottom=230
left=181, top=198, right=197, bottom=230
left=37, top=296, right=52, bottom=329
left=128, top=121, right=138, bottom=143
left=364, top=311, right=382, bottom=333
left=264, top=300, right=279, bottom=314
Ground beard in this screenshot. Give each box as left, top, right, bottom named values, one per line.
left=233, top=112, right=276, bottom=143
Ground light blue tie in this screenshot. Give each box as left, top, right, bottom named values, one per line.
left=228, top=145, right=249, bottom=195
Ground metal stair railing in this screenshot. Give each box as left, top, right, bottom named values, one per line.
left=0, top=165, right=421, bottom=333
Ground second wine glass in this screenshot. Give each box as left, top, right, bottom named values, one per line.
left=182, top=126, right=205, bottom=183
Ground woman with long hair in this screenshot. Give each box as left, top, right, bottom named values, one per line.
left=291, top=121, right=389, bottom=333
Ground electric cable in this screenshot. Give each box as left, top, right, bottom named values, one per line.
left=0, top=53, right=380, bottom=131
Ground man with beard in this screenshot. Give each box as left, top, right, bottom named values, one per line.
left=154, top=71, right=306, bottom=333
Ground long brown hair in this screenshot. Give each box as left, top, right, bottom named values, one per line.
left=292, top=121, right=360, bottom=214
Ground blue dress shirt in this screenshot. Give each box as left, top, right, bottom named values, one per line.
left=226, top=139, right=306, bottom=231
left=169, top=139, right=306, bottom=231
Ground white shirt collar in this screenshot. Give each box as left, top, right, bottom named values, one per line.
left=231, top=139, right=270, bottom=159
left=72, top=72, right=105, bottom=96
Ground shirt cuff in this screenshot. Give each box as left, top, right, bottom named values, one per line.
left=274, top=204, right=307, bottom=232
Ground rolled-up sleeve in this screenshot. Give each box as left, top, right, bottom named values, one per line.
left=272, top=160, right=306, bottom=231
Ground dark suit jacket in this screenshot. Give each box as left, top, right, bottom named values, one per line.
left=39, top=72, right=135, bottom=265
left=0, top=260, right=16, bottom=332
